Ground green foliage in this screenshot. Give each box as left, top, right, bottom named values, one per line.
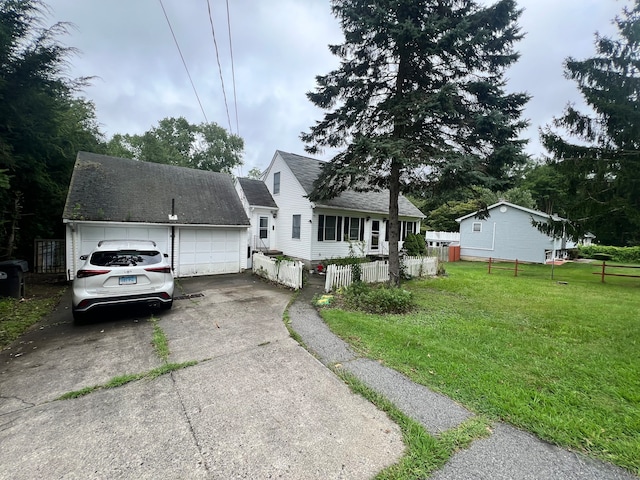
left=247, top=167, right=262, bottom=179
left=343, top=282, right=415, bottom=315
left=0, top=0, right=103, bottom=258
left=540, top=3, right=640, bottom=246
left=578, top=245, right=640, bottom=264
left=106, top=116, right=244, bottom=173
left=302, top=0, right=529, bottom=285
left=321, top=262, right=640, bottom=473
left=403, top=233, right=426, bottom=256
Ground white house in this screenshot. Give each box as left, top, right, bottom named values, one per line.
left=63, top=152, right=250, bottom=280
left=456, top=201, right=576, bottom=264
left=260, top=150, right=425, bottom=266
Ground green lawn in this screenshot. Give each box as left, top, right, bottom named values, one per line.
left=320, top=261, right=640, bottom=474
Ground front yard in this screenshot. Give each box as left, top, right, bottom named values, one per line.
left=319, top=261, right=640, bottom=474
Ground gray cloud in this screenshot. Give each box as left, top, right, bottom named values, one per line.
left=48, top=0, right=631, bottom=173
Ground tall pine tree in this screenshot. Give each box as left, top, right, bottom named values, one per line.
left=302, top=0, right=529, bottom=284
left=541, top=2, right=640, bottom=246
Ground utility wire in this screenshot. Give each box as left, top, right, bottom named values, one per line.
left=159, top=0, right=209, bottom=123
left=225, top=0, right=239, bottom=136
left=206, top=0, right=233, bottom=134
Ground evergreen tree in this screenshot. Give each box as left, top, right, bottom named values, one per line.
left=541, top=2, right=640, bottom=246
left=0, top=0, right=103, bottom=258
left=302, top=0, right=529, bottom=285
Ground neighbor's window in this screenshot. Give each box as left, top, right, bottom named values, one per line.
left=273, top=172, right=280, bottom=194
left=472, top=222, right=482, bottom=232
left=259, top=216, right=269, bottom=238
left=292, top=215, right=301, bottom=239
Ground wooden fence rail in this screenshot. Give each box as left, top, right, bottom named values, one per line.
left=593, top=261, right=640, bottom=283
left=488, top=257, right=520, bottom=276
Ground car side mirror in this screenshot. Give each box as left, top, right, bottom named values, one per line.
left=80, top=255, right=88, bottom=261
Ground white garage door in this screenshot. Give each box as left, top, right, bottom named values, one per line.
left=77, top=225, right=170, bottom=257
left=177, top=228, right=240, bottom=277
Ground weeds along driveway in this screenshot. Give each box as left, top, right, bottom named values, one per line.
left=0, top=272, right=403, bottom=479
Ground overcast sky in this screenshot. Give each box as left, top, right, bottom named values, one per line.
left=47, top=0, right=631, bottom=175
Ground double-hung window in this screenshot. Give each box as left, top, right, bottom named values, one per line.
left=292, top=215, right=301, bottom=239
left=273, top=172, right=280, bottom=194
left=317, top=215, right=342, bottom=241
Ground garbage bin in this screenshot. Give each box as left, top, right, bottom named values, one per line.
left=0, top=260, right=28, bottom=299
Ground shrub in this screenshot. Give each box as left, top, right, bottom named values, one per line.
left=578, top=245, right=640, bottom=264
left=343, top=282, right=415, bottom=314
left=403, top=233, right=427, bottom=256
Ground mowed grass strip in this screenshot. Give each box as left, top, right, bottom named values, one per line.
left=320, top=261, right=640, bottom=474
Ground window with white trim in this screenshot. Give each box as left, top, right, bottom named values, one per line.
left=472, top=222, right=482, bottom=232
left=273, top=172, right=280, bottom=194
left=292, top=215, right=301, bottom=239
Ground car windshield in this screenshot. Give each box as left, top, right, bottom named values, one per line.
left=90, top=250, right=163, bottom=267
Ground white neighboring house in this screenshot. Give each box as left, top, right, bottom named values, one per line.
left=424, top=231, right=460, bottom=247
left=261, top=150, right=425, bottom=267
left=63, top=152, right=250, bottom=280
left=235, top=177, right=279, bottom=268
left=456, top=201, right=577, bottom=264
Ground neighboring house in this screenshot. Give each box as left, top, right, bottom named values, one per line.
left=63, top=151, right=250, bottom=280
left=235, top=177, right=279, bottom=268
left=456, top=201, right=576, bottom=264
left=261, top=150, right=425, bottom=266
left=424, top=231, right=460, bottom=247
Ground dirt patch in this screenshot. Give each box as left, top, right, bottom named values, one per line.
left=24, top=273, right=68, bottom=300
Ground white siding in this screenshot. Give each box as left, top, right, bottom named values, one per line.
left=264, top=153, right=314, bottom=262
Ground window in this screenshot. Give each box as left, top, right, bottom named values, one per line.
left=292, top=215, right=301, bottom=239
left=317, top=215, right=341, bottom=241
left=472, top=222, right=481, bottom=233
left=259, top=216, right=268, bottom=239
left=342, top=217, right=364, bottom=241
left=273, top=172, right=280, bottom=194
left=400, top=221, right=417, bottom=240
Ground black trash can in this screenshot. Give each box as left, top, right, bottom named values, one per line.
left=0, top=260, right=28, bottom=299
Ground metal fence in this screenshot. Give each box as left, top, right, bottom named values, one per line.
left=33, top=239, right=65, bottom=274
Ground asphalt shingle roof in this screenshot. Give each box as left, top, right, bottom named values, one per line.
left=238, top=177, right=277, bottom=208
left=276, top=150, right=424, bottom=218
left=63, top=151, right=249, bottom=226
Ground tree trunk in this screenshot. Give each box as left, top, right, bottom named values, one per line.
left=388, top=158, right=401, bottom=287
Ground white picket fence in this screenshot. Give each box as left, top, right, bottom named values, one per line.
left=324, top=256, right=438, bottom=292
left=252, top=252, right=303, bottom=290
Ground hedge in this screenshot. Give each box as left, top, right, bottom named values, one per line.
left=578, top=245, right=640, bottom=264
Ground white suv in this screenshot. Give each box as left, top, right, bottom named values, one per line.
left=72, top=240, right=174, bottom=322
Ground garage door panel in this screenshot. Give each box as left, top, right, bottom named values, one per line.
left=178, top=228, right=241, bottom=277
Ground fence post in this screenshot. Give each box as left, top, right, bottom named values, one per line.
left=601, top=261, right=606, bottom=283
left=515, top=259, right=519, bottom=277
left=488, top=257, right=492, bottom=274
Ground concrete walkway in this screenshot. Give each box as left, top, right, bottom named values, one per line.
left=289, top=273, right=638, bottom=480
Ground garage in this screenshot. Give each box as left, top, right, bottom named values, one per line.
left=177, top=228, right=241, bottom=276
left=63, top=152, right=250, bottom=280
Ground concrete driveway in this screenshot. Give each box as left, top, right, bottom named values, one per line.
left=0, top=272, right=403, bottom=479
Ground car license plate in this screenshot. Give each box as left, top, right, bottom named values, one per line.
left=119, top=275, right=137, bottom=285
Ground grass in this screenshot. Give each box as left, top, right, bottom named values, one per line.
left=150, top=316, right=170, bottom=362
left=335, top=368, right=492, bottom=479
left=0, top=288, right=65, bottom=350
left=319, top=261, right=640, bottom=474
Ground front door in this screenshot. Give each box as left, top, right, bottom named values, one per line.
left=370, top=220, right=380, bottom=251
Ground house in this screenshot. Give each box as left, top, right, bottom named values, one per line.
left=424, top=231, right=460, bottom=248
left=63, top=151, right=250, bottom=280
left=456, top=201, right=576, bottom=264
left=235, top=177, right=279, bottom=268
left=260, top=150, right=425, bottom=266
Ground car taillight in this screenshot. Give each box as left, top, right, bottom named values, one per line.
left=76, top=269, right=110, bottom=278
left=144, top=266, right=172, bottom=274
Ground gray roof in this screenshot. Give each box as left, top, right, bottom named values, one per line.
left=276, top=150, right=424, bottom=218
left=63, top=151, right=249, bottom=226
left=238, top=177, right=277, bottom=208
left=455, top=201, right=564, bottom=223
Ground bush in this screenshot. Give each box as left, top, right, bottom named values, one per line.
left=403, top=233, right=427, bottom=256
left=343, top=282, right=415, bottom=314
left=578, top=245, right=640, bottom=264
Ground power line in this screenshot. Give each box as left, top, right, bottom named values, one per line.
left=158, top=0, right=209, bottom=123
left=206, top=0, right=233, bottom=134
left=225, top=0, right=239, bottom=136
